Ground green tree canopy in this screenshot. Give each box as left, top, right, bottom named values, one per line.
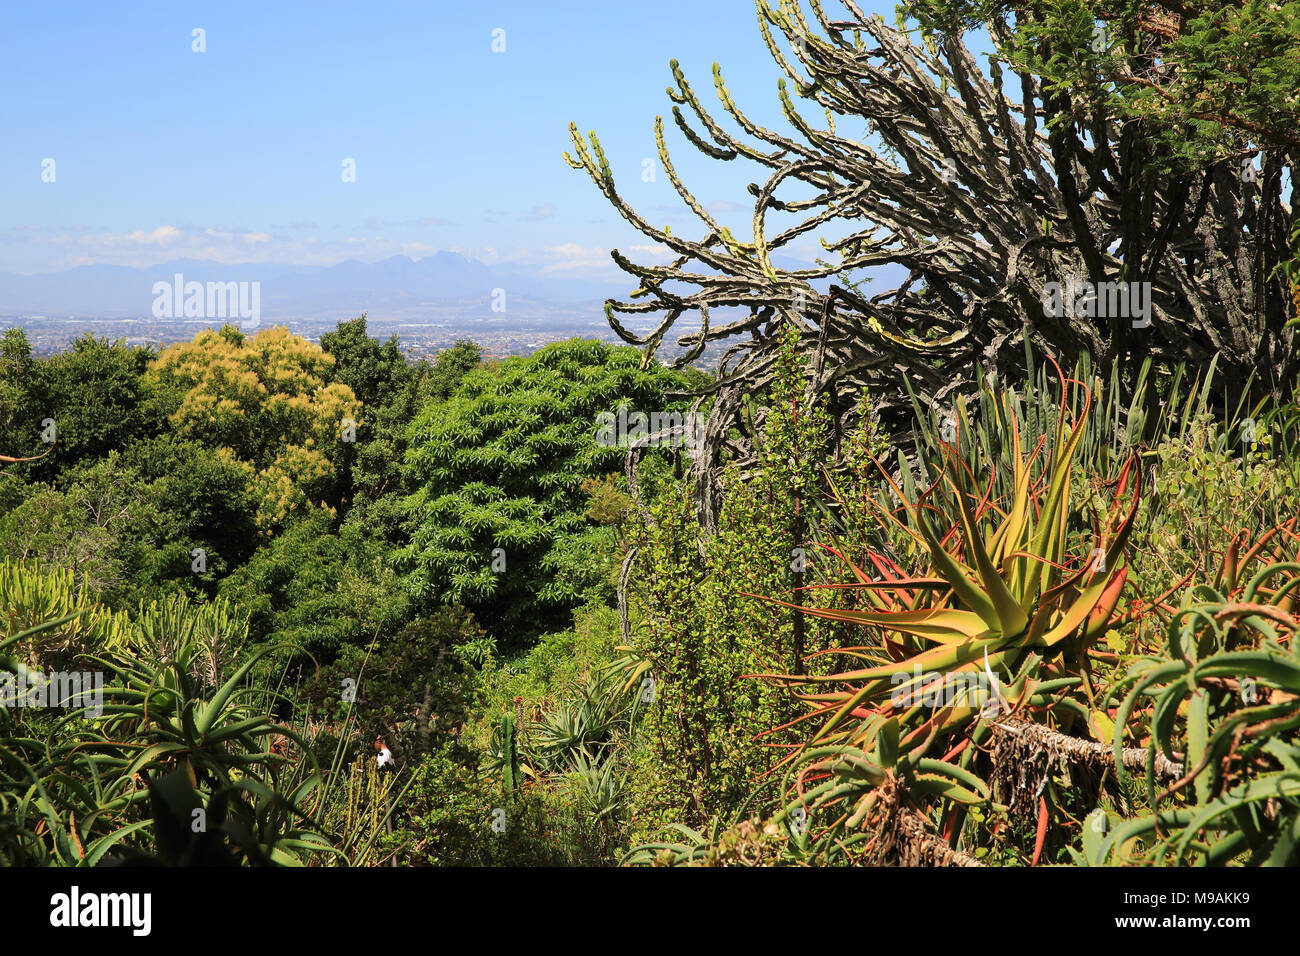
left=218, top=508, right=409, bottom=662
left=320, top=314, right=412, bottom=412
left=145, top=325, right=361, bottom=532
left=3, top=334, right=158, bottom=483
left=905, top=0, right=1300, bottom=169
left=402, top=338, right=695, bottom=644
left=419, top=339, right=482, bottom=405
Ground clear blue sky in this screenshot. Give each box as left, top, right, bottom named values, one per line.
left=0, top=0, right=906, bottom=278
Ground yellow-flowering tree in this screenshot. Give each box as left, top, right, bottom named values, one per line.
left=146, top=325, right=360, bottom=532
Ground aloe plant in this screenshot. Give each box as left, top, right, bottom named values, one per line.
left=1099, top=563, right=1300, bottom=865
left=758, top=364, right=1140, bottom=858
left=0, top=558, right=129, bottom=668
left=780, top=377, right=1136, bottom=733
left=2, top=595, right=335, bottom=865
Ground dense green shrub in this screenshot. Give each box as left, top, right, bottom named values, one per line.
left=621, top=328, right=836, bottom=840
left=402, top=338, right=692, bottom=645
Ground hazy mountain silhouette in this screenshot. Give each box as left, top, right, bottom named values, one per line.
left=0, top=252, right=632, bottom=319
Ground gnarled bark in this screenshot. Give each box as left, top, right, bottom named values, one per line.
left=568, top=0, right=1298, bottom=531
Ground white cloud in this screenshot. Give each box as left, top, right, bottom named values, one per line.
left=16, top=224, right=424, bottom=270
left=705, top=200, right=748, bottom=215
left=628, top=243, right=672, bottom=258
left=0, top=223, right=667, bottom=281
left=537, top=242, right=611, bottom=274
left=439, top=242, right=673, bottom=279
left=90, top=225, right=183, bottom=247
left=522, top=203, right=557, bottom=222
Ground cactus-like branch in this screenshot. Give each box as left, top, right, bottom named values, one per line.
left=568, top=0, right=1299, bottom=531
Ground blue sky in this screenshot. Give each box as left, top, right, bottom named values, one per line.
left=0, top=0, right=905, bottom=279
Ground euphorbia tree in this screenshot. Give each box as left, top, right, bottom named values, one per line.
left=566, top=0, right=1299, bottom=530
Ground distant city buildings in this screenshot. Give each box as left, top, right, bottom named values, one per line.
left=1, top=314, right=718, bottom=369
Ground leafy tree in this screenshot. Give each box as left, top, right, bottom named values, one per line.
left=336, top=333, right=476, bottom=537
left=419, top=339, right=481, bottom=405
left=0, top=438, right=260, bottom=608
left=0, top=471, right=28, bottom=522
left=120, top=435, right=261, bottom=596
left=218, top=508, right=409, bottom=663
left=0, top=458, right=139, bottom=601
left=319, top=315, right=421, bottom=524
left=906, top=0, right=1300, bottom=169
left=6, top=334, right=158, bottom=484
left=0, top=329, right=38, bottom=461
left=146, top=325, right=360, bottom=532
left=402, top=338, right=690, bottom=644
left=321, top=314, right=412, bottom=413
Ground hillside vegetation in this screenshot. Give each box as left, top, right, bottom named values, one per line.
left=4, top=0, right=1300, bottom=866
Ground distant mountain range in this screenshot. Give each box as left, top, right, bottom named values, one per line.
left=0, top=251, right=884, bottom=340
left=0, top=252, right=638, bottom=322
